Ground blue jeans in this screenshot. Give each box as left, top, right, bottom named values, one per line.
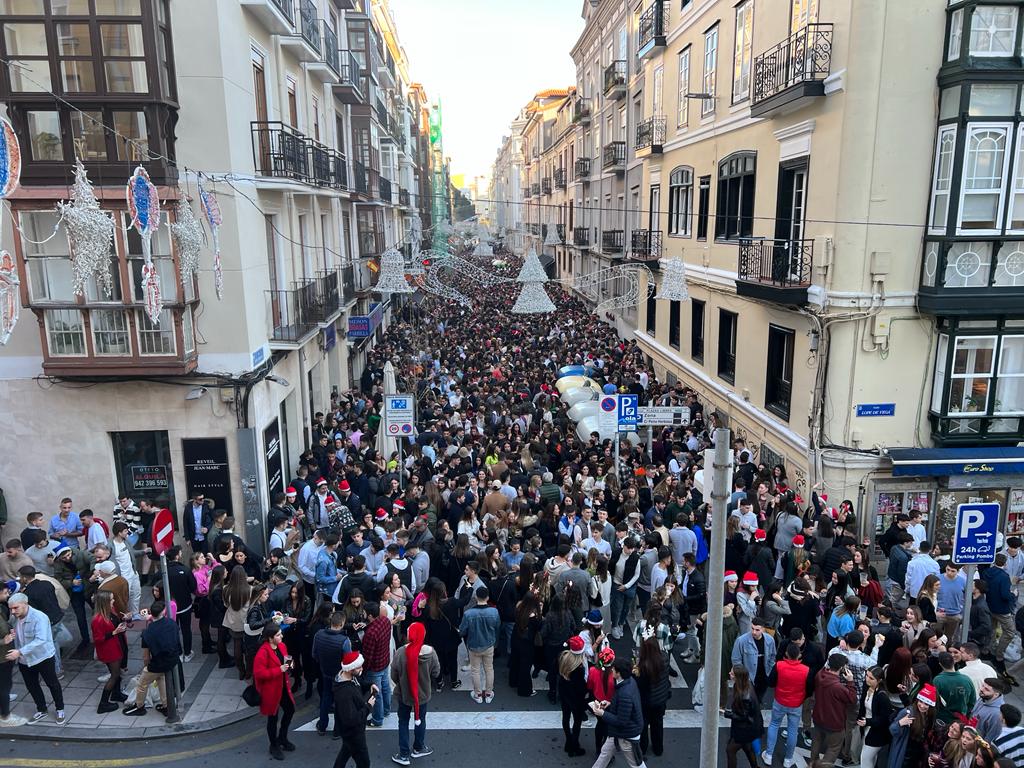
left=317, top=674, right=334, bottom=734
left=497, top=621, right=514, bottom=656
left=610, top=585, right=636, bottom=629
left=766, top=700, right=802, bottom=761
left=397, top=700, right=428, bottom=758
left=366, top=667, right=391, bottom=726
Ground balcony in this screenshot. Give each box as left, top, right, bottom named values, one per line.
left=736, top=237, right=814, bottom=305
left=281, top=0, right=322, bottom=62
left=314, top=269, right=342, bottom=321
left=635, top=116, right=666, bottom=157
left=572, top=97, right=591, bottom=126
left=573, top=227, right=590, bottom=249
left=307, top=20, right=341, bottom=82
left=379, top=176, right=393, bottom=204
left=554, top=168, right=567, bottom=189
left=574, top=157, right=591, bottom=181
left=603, top=60, right=627, bottom=99
left=353, top=159, right=368, bottom=195
left=637, top=1, right=667, bottom=59
left=398, top=188, right=410, bottom=208
left=531, top=182, right=540, bottom=197
left=335, top=50, right=366, bottom=104
left=602, top=230, right=625, bottom=254
left=751, top=24, right=833, bottom=119
left=630, top=230, right=663, bottom=263
left=251, top=121, right=346, bottom=189
left=375, top=98, right=389, bottom=128
left=358, top=229, right=384, bottom=258
left=602, top=141, right=626, bottom=173
left=340, top=265, right=356, bottom=304
left=523, top=185, right=532, bottom=199
left=267, top=281, right=320, bottom=345
left=240, top=0, right=294, bottom=35
left=919, top=239, right=1024, bottom=315
left=542, top=177, right=552, bottom=196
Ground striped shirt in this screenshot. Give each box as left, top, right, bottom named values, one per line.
left=994, top=724, right=1024, bottom=766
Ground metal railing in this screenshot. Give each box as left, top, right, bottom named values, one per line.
left=331, top=151, right=347, bottom=190
left=638, top=1, right=666, bottom=52
left=321, top=21, right=339, bottom=76
left=630, top=230, right=663, bottom=261
left=541, top=177, right=552, bottom=195
left=375, top=98, right=389, bottom=126
left=737, top=237, right=814, bottom=286
left=398, top=188, right=410, bottom=207
left=523, top=185, right=532, bottom=198
left=314, top=269, right=341, bottom=319
left=297, top=0, right=321, bottom=53
left=574, top=157, right=591, bottom=180
left=339, top=50, right=363, bottom=92
left=602, top=230, right=625, bottom=252
left=353, top=158, right=368, bottom=194
left=602, top=141, right=626, bottom=169
left=270, top=0, right=293, bottom=24
left=572, top=96, right=590, bottom=123
left=635, top=116, right=666, bottom=151
left=603, top=60, right=626, bottom=94
left=531, top=182, right=540, bottom=197
left=251, top=121, right=309, bottom=180
left=573, top=227, right=590, bottom=247
left=308, top=140, right=333, bottom=186
left=379, top=176, right=393, bottom=203
left=267, top=282, right=318, bottom=342
left=752, top=23, right=833, bottom=105
left=554, top=168, right=567, bottom=189
left=340, top=265, right=356, bottom=299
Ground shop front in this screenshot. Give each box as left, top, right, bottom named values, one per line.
left=870, top=447, right=1024, bottom=555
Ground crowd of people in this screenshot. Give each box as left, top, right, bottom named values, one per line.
left=0, top=245, right=1023, bottom=768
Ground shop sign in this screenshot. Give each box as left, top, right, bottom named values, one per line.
left=182, top=438, right=233, bottom=515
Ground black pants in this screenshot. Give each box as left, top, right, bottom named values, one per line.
left=20, top=656, right=64, bottom=712
left=334, top=729, right=371, bottom=768
left=176, top=608, right=193, bottom=656
left=217, top=625, right=232, bottom=664
left=594, top=718, right=608, bottom=753
left=266, top=694, right=295, bottom=747
left=726, top=739, right=759, bottom=768
left=69, top=592, right=89, bottom=645
left=0, top=661, right=12, bottom=717
left=640, top=703, right=666, bottom=756
left=439, top=643, right=458, bottom=685
left=544, top=645, right=561, bottom=703
left=561, top=702, right=585, bottom=753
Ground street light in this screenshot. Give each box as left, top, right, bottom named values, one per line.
left=266, top=375, right=290, bottom=387
left=185, top=386, right=207, bottom=401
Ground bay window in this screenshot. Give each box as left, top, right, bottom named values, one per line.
left=929, top=126, right=957, bottom=233
left=960, top=124, right=1010, bottom=232
left=969, top=5, right=1019, bottom=56
left=948, top=8, right=964, bottom=61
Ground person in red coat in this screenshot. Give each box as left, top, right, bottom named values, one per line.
left=91, top=590, right=127, bottom=713
left=254, top=623, right=296, bottom=760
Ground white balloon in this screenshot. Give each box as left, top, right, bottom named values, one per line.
left=568, top=401, right=600, bottom=422
left=561, top=387, right=599, bottom=407
left=555, top=375, right=597, bottom=394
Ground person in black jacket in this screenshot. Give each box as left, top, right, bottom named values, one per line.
left=165, top=546, right=197, bottom=660
left=590, top=659, right=647, bottom=768
left=724, top=664, right=763, bottom=768
left=857, top=666, right=893, bottom=768
left=636, top=635, right=671, bottom=756
left=181, top=495, right=213, bottom=554
left=558, top=636, right=589, bottom=757
left=873, top=606, right=904, bottom=667
left=332, top=650, right=376, bottom=768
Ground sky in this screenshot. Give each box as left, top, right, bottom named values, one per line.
left=388, top=0, right=584, bottom=184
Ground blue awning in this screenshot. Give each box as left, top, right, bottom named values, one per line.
left=889, top=447, right=1024, bottom=477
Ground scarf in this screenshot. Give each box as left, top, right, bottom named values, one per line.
left=406, top=622, right=426, bottom=725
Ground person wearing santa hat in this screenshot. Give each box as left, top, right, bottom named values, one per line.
left=724, top=570, right=740, bottom=609
left=888, top=682, right=937, bottom=768
left=558, top=635, right=589, bottom=757
left=336, top=480, right=363, bottom=524
left=736, top=572, right=761, bottom=636
left=332, top=650, right=377, bottom=768
left=307, top=479, right=332, bottom=532
left=390, top=622, right=439, bottom=766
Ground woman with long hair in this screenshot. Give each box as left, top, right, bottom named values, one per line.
left=889, top=683, right=937, bottom=768
left=509, top=591, right=542, bottom=696
left=243, top=583, right=271, bottom=680
left=190, top=551, right=215, bottom=654
left=223, top=565, right=251, bottom=679
left=341, top=589, right=369, bottom=650
left=917, top=575, right=941, bottom=624
left=253, top=623, right=296, bottom=761
left=284, top=581, right=312, bottom=694
left=827, top=595, right=861, bottom=651
left=420, top=578, right=461, bottom=691
left=902, top=605, right=928, bottom=648
left=724, top=665, right=762, bottom=768
left=859, top=666, right=894, bottom=768
left=758, top=580, right=791, bottom=637
left=813, top=516, right=835, bottom=566
left=91, top=591, right=127, bottom=713
left=208, top=565, right=231, bottom=668
left=557, top=635, right=589, bottom=757
left=303, top=601, right=333, bottom=702
left=541, top=594, right=576, bottom=705
left=636, top=635, right=671, bottom=757
left=886, top=646, right=914, bottom=696
left=725, top=515, right=748, bottom=576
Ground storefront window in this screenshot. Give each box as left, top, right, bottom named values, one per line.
left=933, top=488, right=1007, bottom=551
left=111, top=430, right=176, bottom=511
left=1009, top=489, right=1024, bottom=536
left=874, top=491, right=935, bottom=545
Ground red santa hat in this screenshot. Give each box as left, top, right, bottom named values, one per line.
left=375, top=507, right=389, bottom=521
left=394, top=499, right=405, bottom=510
left=338, top=480, right=350, bottom=492
left=316, top=477, right=329, bottom=487
left=724, top=570, right=739, bottom=583
left=285, top=486, right=297, bottom=497
left=341, top=651, right=364, bottom=672
left=916, top=683, right=937, bottom=708
left=325, top=495, right=336, bottom=505
left=792, top=535, right=805, bottom=547
left=754, top=529, right=767, bottom=542
left=743, top=571, right=759, bottom=586
left=567, top=635, right=586, bottom=654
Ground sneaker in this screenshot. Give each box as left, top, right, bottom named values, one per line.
left=97, top=672, right=111, bottom=683
left=56, top=671, right=65, bottom=681
left=269, top=745, right=284, bottom=761
left=181, top=653, right=194, bottom=663
left=0, top=714, right=27, bottom=727
left=450, top=679, right=462, bottom=690
left=471, top=691, right=484, bottom=704
left=483, top=692, right=494, bottom=704
left=783, top=760, right=795, bottom=768
left=411, top=747, right=434, bottom=759
left=392, top=755, right=412, bottom=766
left=367, top=720, right=384, bottom=728
left=8, top=693, right=17, bottom=702
left=460, top=663, right=471, bottom=672
left=761, top=751, right=771, bottom=766
left=54, top=710, right=66, bottom=725
left=30, top=711, right=46, bottom=723
left=122, top=704, right=147, bottom=717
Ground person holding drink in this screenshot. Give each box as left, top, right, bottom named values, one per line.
left=254, top=623, right=296, bottom=761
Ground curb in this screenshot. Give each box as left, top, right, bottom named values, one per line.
left=0, top=705, right=260, bottom=742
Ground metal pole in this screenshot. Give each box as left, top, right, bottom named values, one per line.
left=398, top=437, right=405, bottom=490
left=646, top=425, right=653, bottom=458
left=961, top=564, right=976, bottom=644
left=160, top=552, right=180, bottom=723
left=700, top=427, right=732, bottom=767
left=614, top=431, right=621, bottom=481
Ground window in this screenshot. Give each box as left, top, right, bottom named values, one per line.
left=45, top=309, right=86, bottom=356
left=56, top=22, right=96, bottom=92
left=969, top=5, right=1018, bottom=57
left=653, top=64, right=664, bottom=115
left=26, top=111, right=63, bottom=161
left=91, top=309, right=131, bottom=355
left=935, top=335, right=997, bottom=414
left=948, top=8, right=963, bottom=60
left=646, top=292, right=657, bottom=334
left=1012, top=126, right=1024, bottom=232
left=100, top=23, right=147, bottom=93
left=692, top=299, right=705, bottom=363
left=766, top=325, right=795, bottom=420
left=124, top=212, right=175, bottom=303
left=3, top=22, right=51, bottom=92
left=733, top=1, right=753, bottom=103
left=929, top=126, right=957, bottom=234
left=23, top=211, right=73, bottom=301
left=696, top=175, right=711, bottom=240
left=137, top=309, right=175, bottom=355
left=69, top=110, right=106, bottom=161
left=959, top=124, right=1010, bottom=232
left=112, top=111, right=148, bottom=161
left=287, top=78, right=298, bottom=128
left=715, top=152, right=757, bottom=240
left=312, top=95, right=320, bottom=141
left=668, top=166, right=693, bottom=236
left=791, top=0, right=818, bottom=32
left=669, top=300, right=681, bottom=349
left=702, top=25, right=718, bottom=117
left=718, top=309, right=737, bottom=383
left=677, top=47, right=690, bottom=129
left=969, top=84, right=1017, bottom=116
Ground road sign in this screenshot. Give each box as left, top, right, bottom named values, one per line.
left=637, top=406, right=691, bottom=427
left=151, top=507, right=175, bottom=556
left=599, top=395, right=618, bottom=433
left=384, top=394, right=415, bottom=436
left=618, top=394, right=639, bottom=432
left=953, top=502, right=1000, bottom=565
left=856, top=403, right=896, bottom=417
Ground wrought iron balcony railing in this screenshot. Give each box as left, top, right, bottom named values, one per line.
left=603, top=60, right=627, bottom=94
left=635, top=116, right=666, bottom=152
left=737, top=237, right=813, bottom=287
left=752, top=24, right=833, bottom=106
left=602, top=141, right=626, bottom=170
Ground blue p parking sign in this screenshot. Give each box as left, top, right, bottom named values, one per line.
left=953, top=502, right=1000, bottom=565
left=618, top=394, right=638, bottom=432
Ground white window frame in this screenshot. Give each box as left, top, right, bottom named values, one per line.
left=958, top=122, right=1012, bottom=235
left=702, top=25, right=718, bottom=117
left=668, top=167, right=693, bottom=237
left=677, top=47, right=690, bottom=129
left=948, top=8, right=964, bottom=61
left=969, top=5, right=1019, bottom=58
left=653, top=64, right=664, bottom=116
left=733, top=1, right=754, bottom=103
left=946, top=335, right=998, bottom=415
left=1009, top=124, right=1024, bottom=233
left=996, top=334, right=1024, bottom=415
left=928, top=125, right=958, bottom=234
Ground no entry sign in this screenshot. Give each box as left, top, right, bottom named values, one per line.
left=151, top=508, right=175, bottom=556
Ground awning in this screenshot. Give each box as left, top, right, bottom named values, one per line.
left=889, top=447, right=1024, bottom=477
left=539, top=253, right=555, bottom=276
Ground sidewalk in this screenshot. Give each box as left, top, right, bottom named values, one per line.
left=5, top=622, right=257, bottom=740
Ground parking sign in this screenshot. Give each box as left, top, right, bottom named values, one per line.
left=384, top=394, right=415, bottom=436
left=618, top=394, right=639, bottom=432
left=953, top=502, right=1000, bottom=565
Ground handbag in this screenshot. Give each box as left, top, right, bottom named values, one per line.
left=242, top=683, right=261, bottom=707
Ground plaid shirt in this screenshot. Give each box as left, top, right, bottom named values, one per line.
left=361, top=615, right=393, bottom=672
left=828, top=644, right=878, bottom=698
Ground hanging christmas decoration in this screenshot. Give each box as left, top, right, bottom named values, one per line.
left=512, top=281, right=555, bottom=314
left=543, top=222, right=562, bottom=247
left=171, top=197, right=203, bottom=288
left=198, top=179, right=224, bottom=300
left=516, top=246, right=549, bottom=283
left=472, top=240, right=493, bottom=258
left=58, top=161, right=115, bottom=298
left=405, top=252, right=425, bottom=277
left=127, top=165, right=163, bottom=324
left=0, top=117, right=22, bottom=198
left=654, top=258, right=689, bottom=302
left=374, top=247, right=414, bottom=294
left=0, top=250, right=20, bottom=345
